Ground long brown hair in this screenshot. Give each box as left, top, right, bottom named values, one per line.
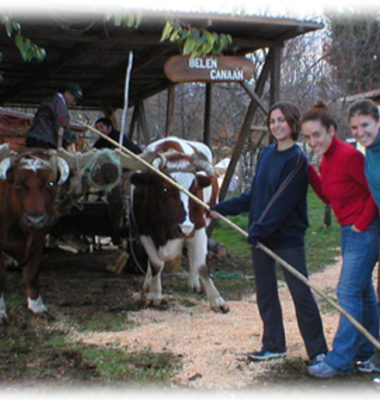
left=267, top=102, right=301, bottom=140
left=301, top=100, right=337, bottom=132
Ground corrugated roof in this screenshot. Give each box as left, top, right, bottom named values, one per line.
left=0, top=10, right=323, bottom=110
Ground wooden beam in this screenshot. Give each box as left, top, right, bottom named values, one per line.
left=240, top=82, right=268, bottom=115
left=203, top=83, right=212, bottom=146
left=136, top=100, right=150, bottom=145
left=85, top=46, right=173, bottom=98
left=270, top=46, right=282, bottom=106
left=165, top=85, right=175, bottom=137
left=128, top=105, right=138, bottom=140
left=218, top=48, right=273, bottom=202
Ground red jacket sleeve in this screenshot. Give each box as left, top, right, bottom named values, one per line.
left=308, top=163, right=329, bottom=205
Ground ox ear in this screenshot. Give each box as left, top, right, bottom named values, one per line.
left=56, top=157, right=70, bottom=185
left=196, top=173, right=212, bottom=188
left=0, top=157, right=12, bottom=180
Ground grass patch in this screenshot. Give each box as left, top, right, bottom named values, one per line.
left=212, top=213, right=251, bottom=260
left=211, top=190, right=341, bottom=277
left=0, top=312, right=180, bottom=385
left=76, top=311, right=132, bottom=333
left=305, top=191, right=340, bottom=274
left=81, top=346, right=181, bottom=382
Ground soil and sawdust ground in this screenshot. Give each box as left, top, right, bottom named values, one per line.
left=1, top=247, right=380, bottom=397
left=77, top=255, right=377, bottom=391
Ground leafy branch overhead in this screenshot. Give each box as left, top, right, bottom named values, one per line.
left=0, top=13, right=233, bottom=82
left=1, top=16, right=46, bottom=63
left=105, top=12, right=143, bottom=29
left=161, top=19, right=233, bottom=58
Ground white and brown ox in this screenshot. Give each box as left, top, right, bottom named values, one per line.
left=0, top=147, right=70, bottom=323
left=131, top=137, right=229, bottom=313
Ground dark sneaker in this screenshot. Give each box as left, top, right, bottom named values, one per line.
left=310, top=353, right=326, bottom=365
left=356, top=358, right=380, bottom=373
left=247, top=349, right=287, bottom=361
left=307, top=361, right=351, bottom=379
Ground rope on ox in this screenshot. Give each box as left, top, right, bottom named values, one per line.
left=77, top=120, right=380, bottom=351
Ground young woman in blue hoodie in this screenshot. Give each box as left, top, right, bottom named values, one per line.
left=210, top=102, right=327, bottom=364
left=348, top=99, right=380, bottom=387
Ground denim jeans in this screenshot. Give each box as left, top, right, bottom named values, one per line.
left=325, top=220, right=380, bottom=373
left=251, top=246, right=328, bottom=359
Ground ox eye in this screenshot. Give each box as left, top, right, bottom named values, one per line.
left=48, top=181, right=56, bottom=187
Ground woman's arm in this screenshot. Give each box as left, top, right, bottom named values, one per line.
left=308, top=163, right=330, bottom=205
left=211, top=190, right=250, bottom=217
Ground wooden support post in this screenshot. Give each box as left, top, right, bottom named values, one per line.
left=218, top=49, right=274, bottom=202
left=136, top=100, right=150, bottom=145
left=128, top=105, right=138, bottom=140
left=203, top=83, right=212, bottom=146
left=267, top=45, right=282, bottom=145
left=270, top=45, right=282, bottom=106
left=165, top=85, right=175, bottom=137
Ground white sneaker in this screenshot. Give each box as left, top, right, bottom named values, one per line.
left=373, top=376, right=380, bottom=390
left=356, top=359, right=380, bottom=373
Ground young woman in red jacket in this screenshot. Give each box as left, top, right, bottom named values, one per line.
left=302, top=101, right=380, bottom=378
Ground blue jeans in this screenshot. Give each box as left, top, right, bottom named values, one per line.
left=251, top=246, right=327, bottom=359
left=325, top=220, right=380, bottom=373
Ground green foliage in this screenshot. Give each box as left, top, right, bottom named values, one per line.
left=212, top=213, right=251, bottom=259
left=305, top=190, right=340, bottom=274
left=0, top=13, right=234, bottom=84
left=105, top=12, right=143, bottom=29
left=160, top=19, right=233, bottom=57
left=1, top=15, right=46, bottom=64
left=77, top=310, right=134, bottom=333
left=212, top=190, right=340, bottom=275
left=82, top=346, right=180, bottom=382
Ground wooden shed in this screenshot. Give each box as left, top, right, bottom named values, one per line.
left=0, top=9, right=323, bottom=198
left=342, top=88, right=380, bottom=107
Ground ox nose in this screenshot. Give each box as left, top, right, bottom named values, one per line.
left=24, top=213, right=46, bottom=229
left=180, top=223, right=194, bottom=237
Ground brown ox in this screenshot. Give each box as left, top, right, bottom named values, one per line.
left=0, top=147, right=70, bottom=323
left=131, top=137, right=229, bottom=313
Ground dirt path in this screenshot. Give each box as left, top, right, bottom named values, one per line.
left=77, top=258, right=367, bottom=390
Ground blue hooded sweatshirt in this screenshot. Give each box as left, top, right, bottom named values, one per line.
left=211, top=143, right=309, bottom=249
left=365, top=128, right=380, bottom=209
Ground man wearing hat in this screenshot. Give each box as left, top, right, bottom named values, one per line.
left=26, top=82, right=83, bottom=149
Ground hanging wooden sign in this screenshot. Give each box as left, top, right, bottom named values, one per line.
left=164, top=56, right=254, bottom=83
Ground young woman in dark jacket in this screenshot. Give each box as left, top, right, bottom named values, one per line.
left=211, top=102, right=327, bottom=364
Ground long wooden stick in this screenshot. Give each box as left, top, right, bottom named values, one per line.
left=120, top=51, right=134, bottom=145
left=77, top=120, right=380, bottom=351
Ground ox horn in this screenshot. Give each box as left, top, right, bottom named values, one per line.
left=56, top=157, right=70, bottom=185
left=0, top=143, right=10, bottom=161
left=194, top=158, right=215, bottom=177
left=0, top=157, right=12, bottom=180
left=152, top=152, right=167, bottom=171
left=116, top=149, right=158, bottom=171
